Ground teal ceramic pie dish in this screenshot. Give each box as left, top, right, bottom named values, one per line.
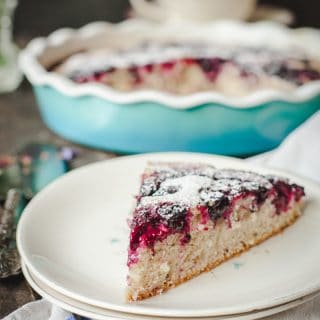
left=19, top=20, right=320, bottom=155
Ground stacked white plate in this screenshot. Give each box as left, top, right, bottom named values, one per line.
left=17, top=153, right=320, bottom=320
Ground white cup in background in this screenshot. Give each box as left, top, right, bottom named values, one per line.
left=130, top=0, right=257, bottom=22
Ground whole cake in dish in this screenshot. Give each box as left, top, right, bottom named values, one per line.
left=53, top=43, right=320, bottom=97
left=127, top=162, right=305, bottom=301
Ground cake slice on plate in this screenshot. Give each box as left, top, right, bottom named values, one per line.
left=127, top=162, right=305, bottom=301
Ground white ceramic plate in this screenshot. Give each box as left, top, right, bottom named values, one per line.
left=17, top=153, right=320, bottom=317
left=22, top=261, right=320, bottom=320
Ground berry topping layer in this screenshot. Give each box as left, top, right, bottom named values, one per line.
left=128, top=163, right=304, bottom=266
left=53, top=43, right=320, bottom=96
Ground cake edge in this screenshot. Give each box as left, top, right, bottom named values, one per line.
left=127, top=204, right=302, bottom=302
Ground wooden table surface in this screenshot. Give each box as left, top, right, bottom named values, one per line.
left=0, top=82, right=116, bottom=318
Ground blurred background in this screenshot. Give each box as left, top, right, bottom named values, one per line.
left=2, top=0, right=319, bottom=155
left=14, top=0, right=320, bottom=42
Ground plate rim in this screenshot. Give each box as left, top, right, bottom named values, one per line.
left=17, top=152, right=320, bottom=317
left=21, top=261, right=320, bottom=320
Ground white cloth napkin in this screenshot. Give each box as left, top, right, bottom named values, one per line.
left=4, top=111, right=320, bottom=320
left=2, top=300, right=76, bottom=320
left=249, top=111, right=320, bottom=183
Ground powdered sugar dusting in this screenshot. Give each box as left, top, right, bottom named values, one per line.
left=138, top=164, right=274, bottom=209
left=140, top=175, right=213, bottom=207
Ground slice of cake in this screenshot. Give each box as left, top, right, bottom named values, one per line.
left=127, top=162, right=305, bottom=301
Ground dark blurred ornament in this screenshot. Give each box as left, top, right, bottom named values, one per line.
left=18, top=143, right=69, bottom=199
left=0, top=143, right=76, bottom=279
left=0, top=248, right=21, bottom=278
left=0, top=189, right=22, bottom=278
left=0, top=156, right=22, bottom=204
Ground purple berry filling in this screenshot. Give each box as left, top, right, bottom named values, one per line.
left=263, top=63, right=320, bottom=85
left=128, top=203, right=191, bottom=266
left=269, top=179, right=305, bottom=213
left=69, top=54, right=320, bottom=88
left=196, top=58, right=225, bottom=81
left=128, top=66, right=142, bottom=84
left=161, top=61, right=176, bottom=71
